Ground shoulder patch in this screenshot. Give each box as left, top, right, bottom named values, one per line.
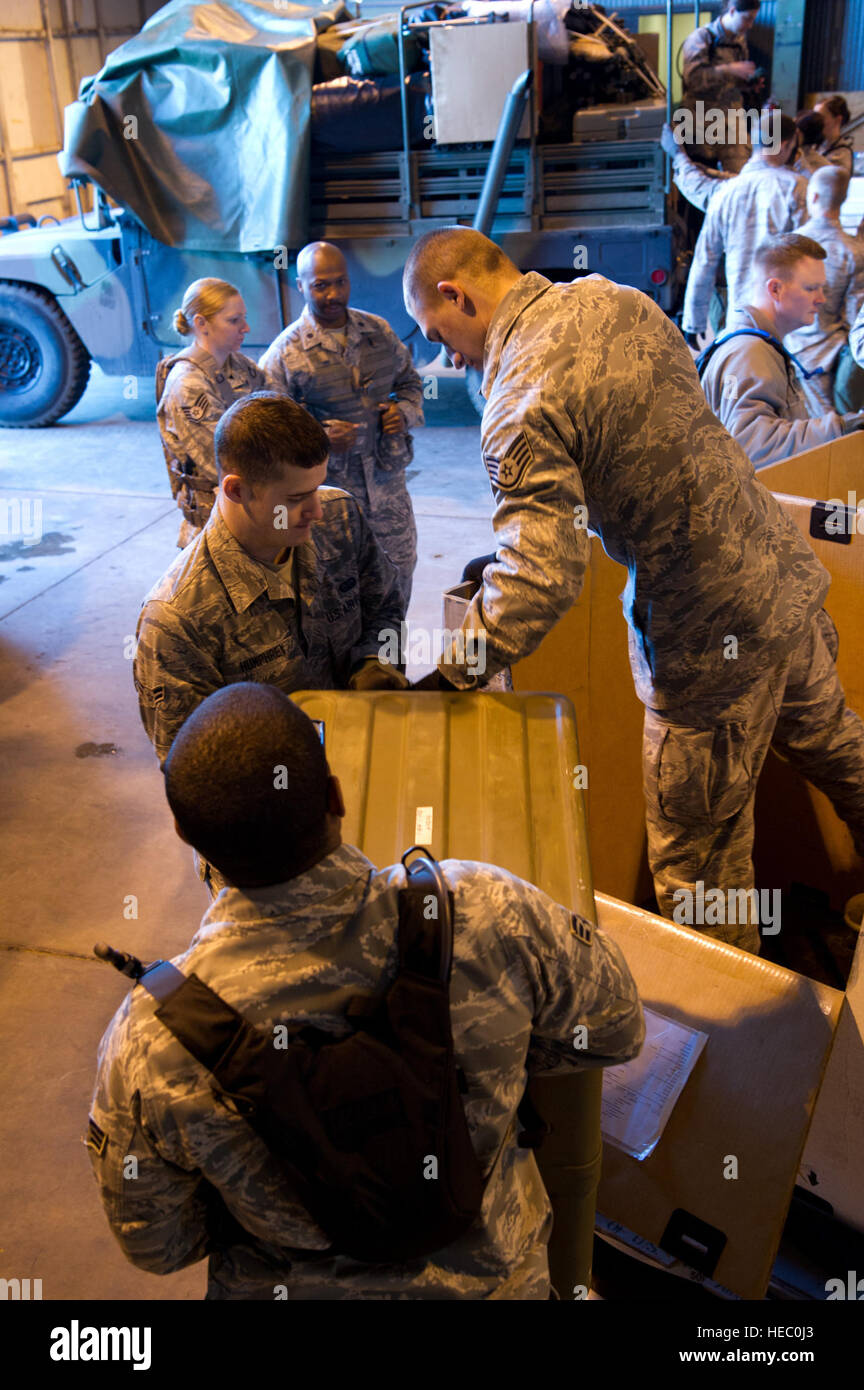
left=570, top=912, right=593, bottom=947
left=483, top=432, right=534, bottom=491
left=181, top=391, right=211, bottom=423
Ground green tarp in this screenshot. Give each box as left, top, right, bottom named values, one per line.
left=59, top=0, right=351, bottom=252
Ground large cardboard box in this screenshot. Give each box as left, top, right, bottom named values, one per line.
left=594, top=893, right=843, bottom=1299
left=753, top=490, right=864, bottom=905
left=800, top=931, right=864, bottom=1236
left=758, top=436, right=864, bottom=1236
left=755, top=431, right=862, bottom=501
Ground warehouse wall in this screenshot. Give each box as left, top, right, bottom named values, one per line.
left=802, top=0, right=864, bottom=94
left=0, top=0, right=163, bottom=222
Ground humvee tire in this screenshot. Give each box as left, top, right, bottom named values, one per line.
left=0, top=281, right=91, bottom=427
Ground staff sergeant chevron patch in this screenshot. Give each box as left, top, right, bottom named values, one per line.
left=483, top=432, right=534, bottom=491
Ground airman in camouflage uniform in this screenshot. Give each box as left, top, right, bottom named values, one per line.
left=852, top=301, right=864, bottom=368
left=663, top=126, right=735, bottom=213
left=815, top=96, right=855, bottom=178
left=134, top=494, right=403, bottom=767
left=701, top=306, right=864, bottom=464
left=784, top=169, right=864, bottom=415
left=404, top=230, right=864, bottom=951
left=260, top=243, right=424, bottom=610
left=679, top=3, right=762, bottom=173
left=682, top=124, right=808, bottom=339
left=87, top=685, right=644, bottom=1299
left=158, top=280, right=273, bottom=548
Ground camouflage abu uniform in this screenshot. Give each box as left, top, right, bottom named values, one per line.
left=438, top=273, right=864, bottom=950
left=671, top=145, right=736, bottom=213
left=260, top=306, right=424, bottom=610
left=134, top=493, right=403, bottom=766
left=700, top=305, right=864, bottom=464
left=679, top=16, right=757, bottom=173
left=681, top=159, right=808, bottom=336
left=86, top=843, right=644, bottom=1299
left=157, top=344, right=272, bottom=548
left=784, top=216, right=864, bottom=415
left=819, top=136, right=855, bottom=178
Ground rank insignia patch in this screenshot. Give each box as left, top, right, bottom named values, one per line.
left=181, top=391, right=210, bottom=423
left=84, top=1116, right=108, bottom=1156
left=484, top=432, right=534, bottom=491
left=570, top=913, right=593, bottom=947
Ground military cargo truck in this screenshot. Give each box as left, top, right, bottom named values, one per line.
left=0, top=0, right=676, bottom=427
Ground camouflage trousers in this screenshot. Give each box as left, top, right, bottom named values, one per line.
left=643, top=609, right=864, bottom=954
left=327, top=454, right=417, bottom=612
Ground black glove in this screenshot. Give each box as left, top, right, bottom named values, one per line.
left=411, top=669, right=461, bottom=692
left=460, top=553, right=496, bottom=586
left=683, top=330, right=702, bottom=350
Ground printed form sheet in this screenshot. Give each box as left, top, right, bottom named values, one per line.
left=601, top=1007, right=708, bottom=1160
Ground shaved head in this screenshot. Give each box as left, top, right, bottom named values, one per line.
left=296, top=241, right=350, bottom=327
left=807, top=164, right=850, bottom=213
left=403, top=228, right=518, bottom=310
left=165, top=683, right=334, bottom=887
left=402, top=229, right=521, bottom=371
left=297, top=240, right=347, bottom=282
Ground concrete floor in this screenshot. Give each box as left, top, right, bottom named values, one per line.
left=0, top=364, right=494, bottom=1300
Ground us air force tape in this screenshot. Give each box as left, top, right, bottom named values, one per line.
left=483, top=432, right=533, bottom=491
left=570, top=913, right=593, bottom=947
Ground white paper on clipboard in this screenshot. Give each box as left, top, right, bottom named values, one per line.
left=600, top=1007, right=708, bottom=1161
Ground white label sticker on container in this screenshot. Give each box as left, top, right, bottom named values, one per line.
left=414, top=806, right=434, bottom=845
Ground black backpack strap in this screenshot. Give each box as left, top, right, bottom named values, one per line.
left=398, top=846, right=454, bottom=982
left=155, top=346, right=201, bottom=405
left=695, top=328, right=827, bottom=382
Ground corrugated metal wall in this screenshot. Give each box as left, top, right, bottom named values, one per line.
left=840, top=0, right=864, bottom=89
left=802, top=0, right=864, bottom=94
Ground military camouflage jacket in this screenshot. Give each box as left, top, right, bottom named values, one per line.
left=259, top=307, right=424, bottom=498
left=156, top=346, right=272, bottom=487
left=819, top=138, right=855, bottom=178
left=438, top=273, right=830, bottom=710
left=672, top=147, right=735, bottom=213
left=701, top=305, right=864, bottom=465
left=680, top=16, right=752, bottom=112
left=134, top=496, right=402, bottom=764
left=785, top=216, right=864, bottom=411
left=87, top=844, right=643, bottom=1299
left=682, top=160, right=808, bottom=335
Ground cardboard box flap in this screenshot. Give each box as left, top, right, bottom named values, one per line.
left=755, top=430, right=863, bottom=501
left=595, top=892, right=843, bottom=1300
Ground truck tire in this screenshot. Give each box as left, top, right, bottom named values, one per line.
left=0, top=282, right=91, bottom=427
left=466, top=366, right=485, bottom=417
